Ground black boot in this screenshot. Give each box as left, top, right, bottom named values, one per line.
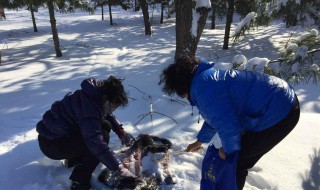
left=70, top=181, right=91, bottom=190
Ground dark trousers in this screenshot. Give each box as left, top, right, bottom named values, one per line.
left=237, top=98, right=300, bottom=189
left=38, top=120, right=112, bottom=185
left=38, top=134, right=99, bottom=184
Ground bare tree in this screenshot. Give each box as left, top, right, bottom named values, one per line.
left=210, top=0, right=217, bottom=29
left=0, top=6, right=5, bottom=19
left=108, top=0, right=113, bottom=25
left=140, top=0, right=151, bottom=35
left=223, top=0, right=234, bottom=49
left=175, top=0, right=210, bottom=59
left=29, top=4, right=38, bottom=32
left=160, top=1, right=167, bottom=24
left=48, top=0, right=62, bottom=57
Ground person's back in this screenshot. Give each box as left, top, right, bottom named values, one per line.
left=160, top=56, right=300, bottom=190
left=37, top=79, right=103, bottom=140
left=190, top=62, right=296, bottom=132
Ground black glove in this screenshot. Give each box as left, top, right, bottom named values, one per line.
left=121, top=132, right=135, bottom=146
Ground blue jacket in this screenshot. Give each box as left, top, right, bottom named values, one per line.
left=189, top=62, right=296, bottom=155
left=36, top=78, right=123, bottom=171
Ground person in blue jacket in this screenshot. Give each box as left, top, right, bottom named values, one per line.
left=36, top=76, right=136, bottom=190
left=159, top=56, right=300, bottom=189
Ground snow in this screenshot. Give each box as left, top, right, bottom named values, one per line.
left=1, top=7, right=320, bottom=190
left=285, top=43, right=298, bottom=54
left=245, top=57, right=269, bottom=73
left=195, top=0, right=211, bottom=9
left=233, top=12, right=257, bottom=37
left=310, top=29, right=319, bottom=37
left=232, top=54, right=247, bottom=65
left=191, top=10, right=200, bottom=37
left=192, top=0, right=211, bottom=37
left=311, top=64, right=319, bottom=71
left=296, top=45, right=308, bottom=60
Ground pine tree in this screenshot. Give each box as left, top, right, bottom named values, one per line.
left=233, top=0, right=320, bottom=42
left=231, top=29, right=320, bottom=84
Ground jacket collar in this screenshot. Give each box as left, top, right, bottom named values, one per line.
left=188, top=61, right=214, bottom=106
left=193, top=61, right=214, bottom=77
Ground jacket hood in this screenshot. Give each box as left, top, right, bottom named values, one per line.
left=81, top=78, right=102, bottom=101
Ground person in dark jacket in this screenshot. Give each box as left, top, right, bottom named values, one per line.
left=36, top=76, right=136, bottom=190
left=159, top=56, right=300, bottom=190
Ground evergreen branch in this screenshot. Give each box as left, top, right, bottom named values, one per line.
left=269, top=48, right=320, bottom=64
left=233, top=47, right=320, bottom=84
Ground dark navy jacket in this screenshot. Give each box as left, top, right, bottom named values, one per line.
left=189, top=62, right=296, bottom=155
left=37, top=78, right=122, bottom=171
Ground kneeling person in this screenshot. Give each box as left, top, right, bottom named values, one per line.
left=36, top=76, right=135, bottom=190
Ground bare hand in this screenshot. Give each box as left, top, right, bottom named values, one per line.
left=186, top=141, right=203, bottom=152
left=219, top=147, right=226, bottom=160
left=118, top=164, right=137, bottom=178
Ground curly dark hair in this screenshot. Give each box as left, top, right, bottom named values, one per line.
left=99, top=75, right=128, bottom=106
left=159, top=56, right=199, bottom=97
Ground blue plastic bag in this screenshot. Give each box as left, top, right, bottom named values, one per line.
left=200, top=145, right=239, bottom=190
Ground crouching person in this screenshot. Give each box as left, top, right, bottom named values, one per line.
left=36, top=76, right=136, bottom=190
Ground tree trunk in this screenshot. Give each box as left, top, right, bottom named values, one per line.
left=48, top=0, right=62, bottom=57
left=140, top=0, right=152, bottom=35
left=30, top=4, right=38, bottom=32
left=101, top=5, right=104, bottom=20
left=223, top=0, right=234, bottom=50
left=0, top=6, right=5, bottom=19
left=108, top=1, right=113, bottom=25
left=134, top=0, right=140, bottom=11
left=160, top=2, right=164, bottom=24
left=175, top=0, right=209, bottom=59
left=210, top=0, right=217, bottom=29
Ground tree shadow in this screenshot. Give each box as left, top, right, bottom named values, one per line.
left=300, top=148, right=320, bottom=190
left=0, top=8, right=176, bottom=144
left=0, top=139, right=70, bottom=189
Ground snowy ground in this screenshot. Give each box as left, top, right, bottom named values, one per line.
left=0, top=7, right=319, bottom=190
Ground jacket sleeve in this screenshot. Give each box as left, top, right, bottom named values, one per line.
left=196, top=121, right=217, bottom=143
left=104, top=114, right=125, bottom=139
left=195, top=81, right=242, bottom=155
left=79, top=118, right=121, bottom=171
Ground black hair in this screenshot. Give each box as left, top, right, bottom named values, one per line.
left=99, top=75, right=128, bottom=106
left=159, top=56, right=199, bottom=97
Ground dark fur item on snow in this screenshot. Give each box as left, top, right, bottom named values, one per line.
left=98, top=134, right=176, bottom=189
left=127, top=133, right=172, bottom=156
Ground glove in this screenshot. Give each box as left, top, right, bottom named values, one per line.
left=117, top=128, right=135, bottom=146
left=118, top=164, right=137, bottom=178
left=120, top=132, right=135, bottom=146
